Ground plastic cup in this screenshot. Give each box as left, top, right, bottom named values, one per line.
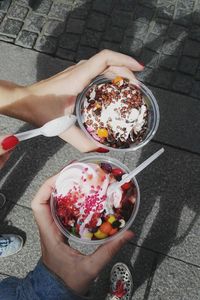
left=50, top=155, right=140, bottom=246
left=75, top=76, right=160, bottom=152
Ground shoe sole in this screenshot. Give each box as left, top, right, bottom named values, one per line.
left=110, top=262, right=133, bottom=300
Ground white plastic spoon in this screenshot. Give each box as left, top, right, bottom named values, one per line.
left=107, top=148, right=164, bottom=197
left=15, top=115, right=76, bottom=142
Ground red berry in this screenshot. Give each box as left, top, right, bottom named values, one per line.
left=112, top=168, right=124, bottom=176
left=121, top=181, right=132, bottom=190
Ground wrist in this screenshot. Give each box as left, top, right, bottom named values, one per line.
left=41, top=259, right=90, bottom=299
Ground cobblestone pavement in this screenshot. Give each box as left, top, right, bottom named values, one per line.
left=0, top=0, right=199, bottom=99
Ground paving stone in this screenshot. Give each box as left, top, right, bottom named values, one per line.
left=145, top=33, right=165, bottom=53
left=0, top=0, right=11, bottom=12
left=134, top=4, right=155, bottom=23
left=196, top=67, right=200, bottom=80
left=189, top=25, right=200, bottom=42
left=183, top=39, right=200, bottom=58
left=139, top=0, right=157, bottom=8
left=124, top=142, right=200, bottom=264
left=0, top=18, right=23, bottom=37
left=125, top=21, right=149, bottom=41
left=92, top=0, right=112, bottom=15
left=100, top=40, right=120, bottom=52
left=56, top=47, right=76, bottom=61
left=191, top=80, right=200, bottom=99
left=23, top=12, right=46, bottom=33
left=7, top=3, right=28, bottom=20
left=162, top=39, right=183, bottom=56
left=0, top=11, right=4, bottom=22
left=44, top=19, right=65, bottom=37
left=140, top=49, right=159, bottom=69
left=159, top=54, right=178, bottom=71
left=111, top=9, right=132, bottom=28
left=0, top=205, right=40, bottom=277
left=174, top=9, right=193, bottom=26
left=87, top=12, right=107, bottom=31
left=178, top=56, right=199, bottom=75
left=48, top=2, right=71, bottom=20
left=120, top=37, right=143, bottom=57
left=114, top=0, right=137, bottom=12
left=148, top=256, right=200, bottom=299
left=70, top=7, right=89, bottom=20
left=172, top=72, right=193, bottom=94
left=80, top=29, right=101, bottom=48
left=167, top=23, right=188, bottom=41
left=16, top=30, right=38, bottom=48
left=34, top=34, right=57, bottom=54
left=149, top=68, right=174, bottom=89
left=0, top=34, right=14, bottom=42
left=177, top=0, right=195, bottom=11
left=76, top=45, right=97, bottom=61
left=157, top=0, right=175, bottom=4
left=104, top=26, right=124, bottom=43
left=14, top=0, right=29, bottom=6
left=66, top=18, right=85, bottom=34
left=151, top=20, right=169, bottom=36
left=31, top=0, right=53, bottom=15
left=59, top=33, right=80, bottom=51
left=72, top=0, right=91, bottom=9
left=192, top=9, right=200, bottom=25
left=156, top=3, right=175, bottom=20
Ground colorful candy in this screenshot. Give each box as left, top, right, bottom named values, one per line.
left=97, top=128, right=108, bottom=138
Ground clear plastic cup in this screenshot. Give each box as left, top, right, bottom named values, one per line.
left=75, top=76, right=160, bottom=152
left=50, top=155, right=140, bottom=245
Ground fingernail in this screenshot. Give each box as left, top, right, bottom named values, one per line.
left=1, top=135, right=19, bottom=150
left=92, top=147, right=109, bottom=153
left=138, top=61, right=145, bottom=67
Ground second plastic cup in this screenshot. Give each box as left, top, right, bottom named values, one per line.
left=51, top=155, right=140, bottom=245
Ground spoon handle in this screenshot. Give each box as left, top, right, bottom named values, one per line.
left=117, top=148, right=164, bottom=188
left=15, top=128, right=41, bottom=141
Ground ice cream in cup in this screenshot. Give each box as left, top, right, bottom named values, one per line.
left=50, top=155, right=140, bottom=245
left=76, top=76, right=160, bottom=152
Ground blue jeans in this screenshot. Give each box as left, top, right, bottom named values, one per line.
left=0, top=259, right=87, bottom=300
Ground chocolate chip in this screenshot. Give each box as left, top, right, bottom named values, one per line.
left=94, top=108, right=101, bottom=115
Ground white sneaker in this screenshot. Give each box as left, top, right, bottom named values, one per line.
left=0, top=234, right=23, bottom=258
left=106, top=263, right=133, bottom=300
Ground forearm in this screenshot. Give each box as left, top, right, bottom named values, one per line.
left=0, top=80, right=31, bottom=122
left=0, top=259, right=87, bottom=300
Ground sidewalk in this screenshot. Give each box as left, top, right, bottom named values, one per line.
left=0, top=1, right=200, bottom=299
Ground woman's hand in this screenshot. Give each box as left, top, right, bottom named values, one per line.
left=0, top=50, right=144, bottom=152
left=31, top=176, right=134, bottom=295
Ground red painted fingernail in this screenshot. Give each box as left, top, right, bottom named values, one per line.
left=93, top=147, right=109, bottom=153
left=1, top=135, right=19, bottom=151
left=138, top=61, right=145, bottom=67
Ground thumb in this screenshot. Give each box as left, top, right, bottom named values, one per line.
left=90, top=231, right=134, bottom=274
left=0, top=135, right=19, bottom=155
